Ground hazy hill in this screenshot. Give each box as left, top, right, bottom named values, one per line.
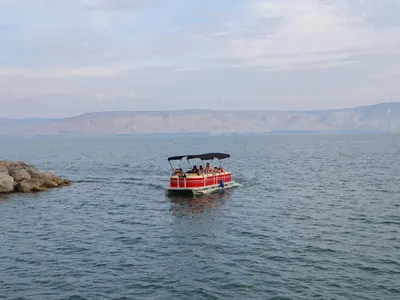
left=1, top=102, right=400, bottom=136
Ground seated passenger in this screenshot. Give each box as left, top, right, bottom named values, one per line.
left=220, top=166, right=225, bottom=173
left=205, top=163, right=212, bottom=174
left=199, top=165, right=204, bottom=174
left=173, top=168, right=179, bottom=176
left=192, top=165, right=200, bottom=175
left=179, top=168, right=186, bottom=177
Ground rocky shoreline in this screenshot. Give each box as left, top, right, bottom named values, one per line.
left=0, top=161, right=70, bottom=193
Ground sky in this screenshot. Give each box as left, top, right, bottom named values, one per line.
left=1, top=0, right=400, bottom=118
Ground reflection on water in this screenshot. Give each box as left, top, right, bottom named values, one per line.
left=168, top=190, right=232, bottom=215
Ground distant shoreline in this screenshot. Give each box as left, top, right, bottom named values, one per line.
left=1, top=102, right=400, bottom=135
left=0, top=130, right=397, bottom=138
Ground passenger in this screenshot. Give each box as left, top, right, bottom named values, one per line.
left=199, top=165, right=204, bottom=174
left=205, top=163, right=212, bottom=174
left=213, top=167, right=218, bottom=174
left=220, top=166, right=225, bottom=173
left=192, top=165, right=200, bottom=175
left=179, top=168, right=186, bottom=177
left=173, top=168, right=179, bottom=176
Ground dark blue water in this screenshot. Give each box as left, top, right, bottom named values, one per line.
left=0, top=134, right=399, bottom=300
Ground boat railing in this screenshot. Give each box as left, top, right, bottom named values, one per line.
left=170, top=172, right=231, bottom=188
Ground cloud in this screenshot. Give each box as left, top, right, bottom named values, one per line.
left=3, top=0, right=398, bottom=73
left=0, top=0, right=400, bottom=117
left=82, top=0, right=159, bottom=11
left=222, top=0, right=400, bottom=68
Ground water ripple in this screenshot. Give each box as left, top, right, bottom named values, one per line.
left=0, top=135, right=399, bottom=300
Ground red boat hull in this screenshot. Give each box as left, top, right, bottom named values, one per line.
left=169, top=173, right=232, bottom=189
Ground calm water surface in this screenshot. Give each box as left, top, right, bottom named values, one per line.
left=0, top=134, right=399, bottom=300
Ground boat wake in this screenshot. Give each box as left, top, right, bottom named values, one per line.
left=230, top=181, right=242, bottom=188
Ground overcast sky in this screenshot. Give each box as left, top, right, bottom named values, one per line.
left=1, top=0, right=400, bottom=118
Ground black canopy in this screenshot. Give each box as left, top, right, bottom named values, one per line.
left=168, top=152, right=230, bottom=161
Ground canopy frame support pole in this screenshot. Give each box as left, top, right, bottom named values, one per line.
left=168, top=160, right=174, bottom=172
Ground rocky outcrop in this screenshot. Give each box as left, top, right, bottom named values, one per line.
left=0, top=161, right=70, bottom=194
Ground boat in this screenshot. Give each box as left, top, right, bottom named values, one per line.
left=166, top=152, right=235, bottom=195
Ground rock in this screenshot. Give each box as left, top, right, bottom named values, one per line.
left=61, top=179, right=71, bottom=186
left=24, top=164, right=38, bottom=174
left=2, top=161, right=25, bottom=170
left=26, top=168, right=37, bottom=176
left=16, top=178, right=48, bottom=193
left=31, top=171, right=64, bottom=185
left=0, top=165, right=10, bottom=176
left=40, top=179, right=58, bottom=188
left=0, top=160, right=71, bottom=194
left=0, top=174, right=14, bottom=193
left=9, top=168, right=31, bottom=182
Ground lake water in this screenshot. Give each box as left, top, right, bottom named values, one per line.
left=0, top=134, right=399, bottom=300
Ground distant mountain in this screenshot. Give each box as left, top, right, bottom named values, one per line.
left=1, top=102, right=400, bottom=136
